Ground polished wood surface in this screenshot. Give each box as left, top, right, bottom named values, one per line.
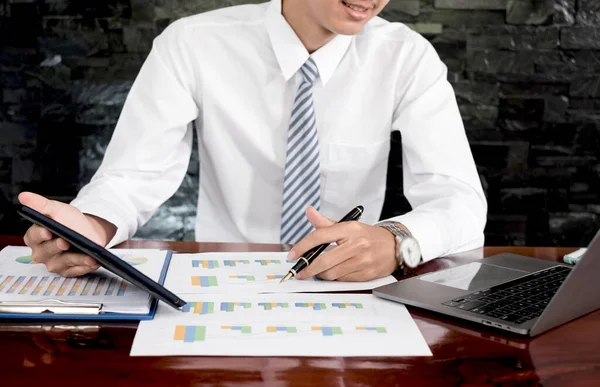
left=1, top=236, right=597, bottom=386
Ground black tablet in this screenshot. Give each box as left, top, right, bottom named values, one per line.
left=17, top=205, right=187, bottom=311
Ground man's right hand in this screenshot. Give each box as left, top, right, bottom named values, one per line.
left=18, top=192, right=117, bottom=277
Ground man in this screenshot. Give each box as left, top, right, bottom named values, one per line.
left=19, top=0, right=487, bottom=281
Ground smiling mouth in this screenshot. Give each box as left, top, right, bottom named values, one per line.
left=341, top=1, right=372, bottom=12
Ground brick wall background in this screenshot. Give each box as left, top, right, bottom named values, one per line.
left=0, top=0, right=599, bottom=247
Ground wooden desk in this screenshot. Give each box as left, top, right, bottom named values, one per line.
left=1, top=236, right=598, bottom=386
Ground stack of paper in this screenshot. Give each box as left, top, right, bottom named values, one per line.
left=0, top=246, right=169, bottom=314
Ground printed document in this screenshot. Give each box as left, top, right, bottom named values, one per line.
left=130, top=293, right=432, bottom=357
left=164, top=252, right=396, bottom=294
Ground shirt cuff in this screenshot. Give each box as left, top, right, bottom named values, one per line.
left=69, top=198, right=132, bottom=248
left=380, top=212, right=485, bottom=264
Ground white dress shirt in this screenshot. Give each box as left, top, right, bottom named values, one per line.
left=70, top=0, right=487, bottom=262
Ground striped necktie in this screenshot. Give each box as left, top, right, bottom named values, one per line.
left=280, top=58, right=321, bottom=244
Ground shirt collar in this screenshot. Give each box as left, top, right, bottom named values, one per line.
left=265, top=0, right=353, bottom=86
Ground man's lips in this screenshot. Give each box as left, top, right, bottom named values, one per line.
left=341, top=1, right=374, bottom=12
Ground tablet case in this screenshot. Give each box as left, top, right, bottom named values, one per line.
left=0, top=250, right=173, bottom=321
left=16, top=205, right=186, bottom=311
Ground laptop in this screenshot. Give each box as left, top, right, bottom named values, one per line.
left=372, top=229, right=600, bottom=336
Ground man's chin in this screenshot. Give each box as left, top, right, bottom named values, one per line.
left=330, top=22, right=367, bottom=36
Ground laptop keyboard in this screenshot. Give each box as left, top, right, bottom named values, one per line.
left=442, top=265, right=572, bottom=325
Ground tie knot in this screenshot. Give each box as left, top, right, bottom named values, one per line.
left=300, top=58, right=319, bottom=85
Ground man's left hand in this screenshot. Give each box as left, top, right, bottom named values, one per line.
left=289, top=206, right=398, bottom=282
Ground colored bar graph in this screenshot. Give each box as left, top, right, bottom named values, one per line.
left=267, top=326, right=297, bottom=333
left=105, top=278, right=116, bottom=296
left=93, top=277, right=107, bottom=296
left=56, top=278, right=72, bottom=296
left=117, top=280, right=127, bottom=296
left=356, top=327, right=387, bottom=333
left=295, top=302, right=326, bottom=310
left=192, top=260, right=219, bottom=269
left=223, top=260, right=250, bottom=267
left=19, top=276, right=37, bottom=295
left=191, top=276, right=218, bottom=287
left=81, top=278, right=95, bottom=296
left=174, top=325, right=206, bottom=342
left=221, top=325, right=252, bottom=333
left=220, top=302, right=251, bottom=312
left=32, top=276, right=49, bottom=296
left=258, top=302, right=289, bottom=310
left=228, top=275, right=255, bottom=281
left=312, top=326, right=342, bottom=336
left=285, top=259, right=296, bottom=263
left=266, top=275, right=284, bottom=280
left=44, top=277, right=61, bottom=296
left=68, top=278, right=84, bottom=296
left=7, top=276, right=25, bottom=294
left=0, top=276, right=14, bottom=292
left=254, top=259, right=281, bottom=266
left=332, top=303, right=363, bottom=309
left=182, top=302, right=215, bottom=314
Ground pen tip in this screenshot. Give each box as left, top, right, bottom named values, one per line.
left=280, top=272, right=293, bottom=283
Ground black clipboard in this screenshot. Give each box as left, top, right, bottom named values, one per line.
left=16, top=205, right=187, bottom=312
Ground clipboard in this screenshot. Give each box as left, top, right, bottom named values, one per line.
left=0, top=249, right=173, bottom=321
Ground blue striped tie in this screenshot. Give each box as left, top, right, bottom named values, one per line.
left=280, top=58, right=320, bottom=244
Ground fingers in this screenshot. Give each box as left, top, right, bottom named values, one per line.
left=61, top=265, right=99, bottom=278
left=24, top=226, right=68, bottom=266
left=23, top=224, right=99, bottom=277
left=44, top=252, right=99, bottom=276
left=296, top=243, right=355, bottom=279
left=23, top=225, right=52, bottom=247
left=305, top=205, right=335, bottom=229
left=289, top=221, right=361, bottom=261
left=314, top=254, right=366, bottom=281
left=18, top=191, right=64, bottom=218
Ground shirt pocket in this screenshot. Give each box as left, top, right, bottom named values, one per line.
left=321, top=139, right=390, bottom=225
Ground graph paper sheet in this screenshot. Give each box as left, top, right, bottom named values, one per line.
left=130, top=293, right=432, bottom=357
left=0, top=246, right=168, bottom=314
left=164, top=252, right=396, bottom=294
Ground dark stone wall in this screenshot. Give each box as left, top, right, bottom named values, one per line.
left=1, top=0, right=599, bottom=247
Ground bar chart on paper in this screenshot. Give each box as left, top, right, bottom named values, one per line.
left=220, top=302, right=251, bottom=312
left=166, top=252, right=397, bottom=294
left=131, top=294, right=433, bottom=357
left=267, top=326, right=297, bottom=333
left=182, top=302, right=215, bottom=315
left=0, top=274, right=132, bottom=297
left=174, top=325, right=206, bottom=343
left=192, top=260, right=219, bottom=269
left=258, top=302, right=288, bottom=310
left=295, top=302, right=326, bottom=310
left=312, top=326, right=342, bottom=336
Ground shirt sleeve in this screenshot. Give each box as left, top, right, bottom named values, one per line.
left=384, top=34, right=488, bottom=263
left=70, top=20, right=200, bottom=247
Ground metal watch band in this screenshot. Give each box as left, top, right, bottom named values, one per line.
left=375, top=221, right=414, bottom=274
left=375, top=221, right=410, bottom=239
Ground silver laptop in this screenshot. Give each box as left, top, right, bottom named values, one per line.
left=373, top=229, right=600, bottom=336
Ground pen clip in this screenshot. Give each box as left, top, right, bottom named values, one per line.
left=0, top=299, right=103, bottom=315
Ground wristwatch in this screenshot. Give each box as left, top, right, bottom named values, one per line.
left=376, top=221, right=422, bottom=274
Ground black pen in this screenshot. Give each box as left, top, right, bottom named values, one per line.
left=279, top=205, right=364, bottom=283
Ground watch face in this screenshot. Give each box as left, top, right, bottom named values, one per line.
left=400, top=238, right=421, bottom=268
